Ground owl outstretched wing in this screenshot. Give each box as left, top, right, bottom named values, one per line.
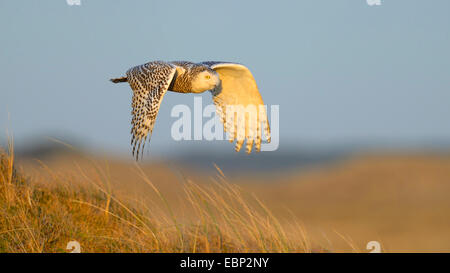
left=125, top=61, right=177, bottom=160
left=201, top=62, right=271, bottom=153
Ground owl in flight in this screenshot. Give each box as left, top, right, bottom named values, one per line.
left=111, top=61, right=271, bottom=160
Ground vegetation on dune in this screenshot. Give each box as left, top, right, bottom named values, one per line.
left=0, top=145, right=312, bottom=253
left=3, top=139, right=450, bottom=252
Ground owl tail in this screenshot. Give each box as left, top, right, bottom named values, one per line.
left=110, top=76, right=128, bottom=83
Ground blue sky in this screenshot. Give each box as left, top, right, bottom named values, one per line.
left=1, top=0, right=449, bottom=157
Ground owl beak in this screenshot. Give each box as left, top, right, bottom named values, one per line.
left=212, top=79, right=222, bottom=94
left=215, top=77, right=221, bottom=87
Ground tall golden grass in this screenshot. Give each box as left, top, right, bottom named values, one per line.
left=0, top=142, right=314, bottom=253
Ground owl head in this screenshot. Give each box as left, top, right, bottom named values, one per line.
left=191, top=66, right=220, bottom=93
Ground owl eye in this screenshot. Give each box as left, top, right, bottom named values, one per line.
left=205, top=75, right=211, bottom=79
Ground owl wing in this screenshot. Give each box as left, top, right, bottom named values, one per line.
left=126, top=61, right=177, bottom=160
left=201, top=62, right=271, bottom=153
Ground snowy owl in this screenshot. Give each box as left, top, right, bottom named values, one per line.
left=111, top=61, right=271, bottom=159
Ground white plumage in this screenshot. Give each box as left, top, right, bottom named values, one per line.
left=111, top=61, right=271, bottom=160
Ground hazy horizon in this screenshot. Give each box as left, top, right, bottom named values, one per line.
left=1, top=0, right=450, bottom=159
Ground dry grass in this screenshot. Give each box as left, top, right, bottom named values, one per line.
left=4, top=137, right=450, bottom=252
left=0, top=144, right=314, bottom=253
left=243, top=153, right=450, bottom=252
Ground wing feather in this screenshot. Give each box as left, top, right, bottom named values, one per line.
left=202, top=62, right=271, bottom=153
left=126, top=61, right=176, bottom=160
